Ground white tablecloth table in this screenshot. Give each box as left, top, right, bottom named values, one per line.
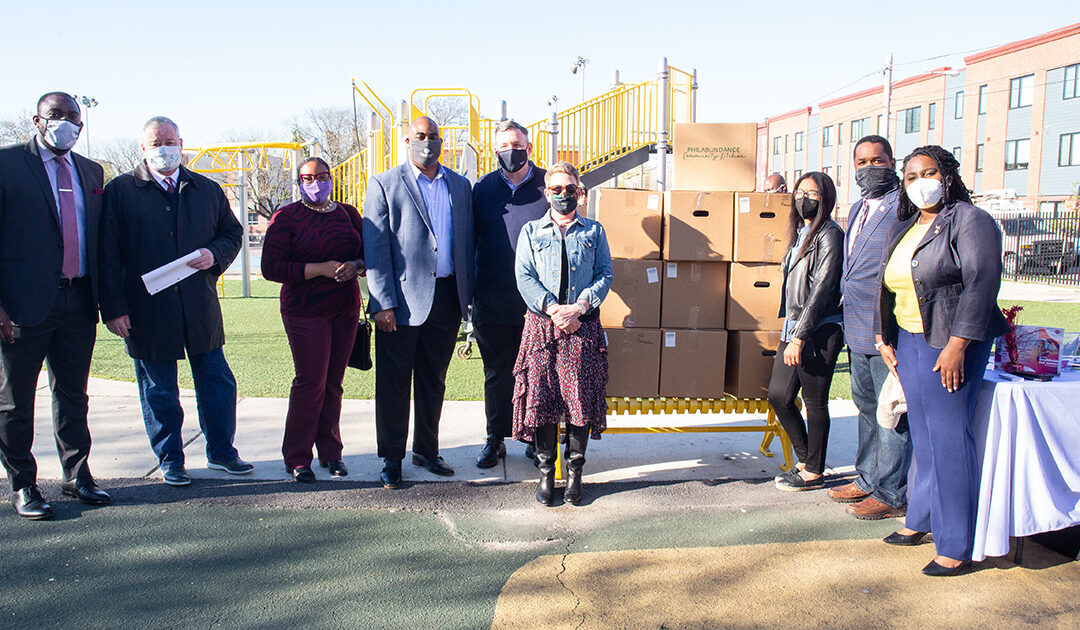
left=972, top=369, right=1080, bottom=561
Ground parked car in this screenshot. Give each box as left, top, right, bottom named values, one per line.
left=974, top=190, right=1078, bottom=275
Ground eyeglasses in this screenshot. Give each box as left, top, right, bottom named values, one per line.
left=299, top=173, right=332, bottom=183
left=793, top=191, right=821, bottom=200
left=548, top=184, right=580, bottom=196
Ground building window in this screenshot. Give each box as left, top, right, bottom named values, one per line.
left=1065, top=64, right=1079, bottom=100
left=1040, top=201, right=1064, bottom=215
left=773, top=137, right=781, bottom=155
left=954, top=91, right=965, bottom=118
left=978, top=85, right=988, bottom=115
left=823, top=166, right=832, bottom=177
left=794, top=132, right=804, bottom=152
left=952, top=146, right=962, bottom=163
left=836, top=164, right=842, bottom=187
left=903, top=106, right=921, bottom=134
left=876, top=115, right=883, bottom=134
left=822, top=125, right=833, bottom=147
left=1009, top=74, right=1034, bottom=109
left=793, top=169, right=803, bottom=180
left=1004, top=138, right=1030, bottom=170
left=1060, top=132, right=1080, bottom=167
left=928, top=103, right=936, bottom=131
left=850, top=118, right=864, bottom=143
left=975, top=144, right=984, bottom=172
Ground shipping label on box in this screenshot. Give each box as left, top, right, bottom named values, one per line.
left=663, top=190, right=734, bottom=261
left=726, top=263, right=784, bottom=330
left=594, top=188, right=663, bottom=259
left=659, top=329, right=728, bottom=398
left=672, top=123, right=758, bottom=192
left=725, top=330, right=781, bottom=399
left=660, top=261, right=728, bottom=329
left=604, top=328, right=661, bottom=397
left=733, top=193, right=791, bottom=263
left=600, top=259, right=662, bottom=328
left=995, top=325, right=1064, bottom=377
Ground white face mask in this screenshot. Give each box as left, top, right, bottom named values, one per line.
left=145, top=145, right=183, bottom=173
left=905, top=177, right=944, bottom=210
left=43, top=119, right=81, bottom=151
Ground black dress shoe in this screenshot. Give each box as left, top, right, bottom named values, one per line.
left=412, top=453, right=455, bottom=476
left=476, top=437, right=506, bottom=469
left=61, top=478, right=111, bottom=505
left=13, top=486, right=53, bottom=520
left=321, top=460, right=348, bottom=477
left=883, top=531, right=929, bottom=546
left=922, top=559, right=969, bottom=576
left=290, top=466, right=316, bottom=484
left=536, top=470, right=555, bottom=506
left=381, top=459, right=402, bottom=489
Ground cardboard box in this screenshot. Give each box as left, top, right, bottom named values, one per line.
left=727, top=263, right=784, bottom=330
left=726, top=331, right=782, bottom=399
left=733, top=193, right=791, bottom=263
left=672, top=123, right=758, bottom=192
left=663, top=191, right=734, bottom=261
left=659, top=329, right=728, bottom=398
left=593, top=188, right=663, bottom=259
left=604, top=328, right=661, bottom=397
left=601, top=259, right=662, bottom=328
left=660, top=261, right=728, bottom=329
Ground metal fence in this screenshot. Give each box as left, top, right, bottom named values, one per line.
left=996, top=211, right=1080, bottom=286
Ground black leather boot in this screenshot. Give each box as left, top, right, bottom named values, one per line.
left=564, top=424, right=589, bottom=505
left=534, top=423, right=558, bottom=506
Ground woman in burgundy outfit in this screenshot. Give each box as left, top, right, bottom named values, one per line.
left=261, top=157, right=364, bottom=483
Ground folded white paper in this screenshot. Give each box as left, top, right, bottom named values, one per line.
left=142, top=251, right=201, bottom=295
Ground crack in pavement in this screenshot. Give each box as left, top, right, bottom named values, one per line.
left=554, top=536, right=586, bottom=629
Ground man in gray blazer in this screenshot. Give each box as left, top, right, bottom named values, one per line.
left=362, top=116, right=474, bottom=489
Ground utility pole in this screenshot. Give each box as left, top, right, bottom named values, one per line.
left=882, top=53, right=893, bottom=141
left=657, top=56, right=670, bottom=192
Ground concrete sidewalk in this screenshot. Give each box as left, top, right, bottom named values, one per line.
left=6, top=374, right=862, bottom=486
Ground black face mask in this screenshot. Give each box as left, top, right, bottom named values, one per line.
left=497, top=148, right=528, bottom=173
left=409, top=139, right=442, bottom=168
left=855, top=165, right=900, bottom=199
left=796, top=197, right=819, bottom=220
left=551, top=192, right=578, bottom=215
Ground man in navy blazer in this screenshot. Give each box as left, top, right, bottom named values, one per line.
left=362, top=116, right=474, bottom=489
left=0, top=92, right=111, bottom=519
left=830, top=135, right=911, bottom=520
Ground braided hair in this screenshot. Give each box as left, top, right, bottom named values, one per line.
left=897, top=145, right=971, bottom=221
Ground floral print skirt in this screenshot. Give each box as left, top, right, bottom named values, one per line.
left=511, top=312, right=608, bottom=442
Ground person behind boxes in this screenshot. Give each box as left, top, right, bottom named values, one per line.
left=768, top=171, right=845, bottom=492
left=828, top=135, right=912, bottom=520
left=874, top=146, right=1007, bottom=577
left=512, top=162, right=612, bottom=506
left=471, top=120, right=548, bottom=469
left=763, top=173, right=787, bottom=194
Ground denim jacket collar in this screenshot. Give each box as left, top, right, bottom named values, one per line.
left=538, top=210, right=584, bottom=233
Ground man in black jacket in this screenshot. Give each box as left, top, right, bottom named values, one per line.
left=0, top=92, right=111, bottom=519
left=100, top=116, right=252, bottom=487
left=471, top=120, right=548, bottom=468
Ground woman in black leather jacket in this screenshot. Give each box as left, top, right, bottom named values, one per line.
left=768, top=171, right=845, bottom=491
left=875, top=146, right=1008, bottom=576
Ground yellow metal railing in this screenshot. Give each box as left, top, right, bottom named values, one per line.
left=185, top=142, right=306, bottom=173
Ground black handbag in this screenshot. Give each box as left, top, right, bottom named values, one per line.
left=348, top=306, right=373, bottom=371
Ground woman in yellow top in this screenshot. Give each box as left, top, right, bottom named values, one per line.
left=874, top=146, right=1008, bottom=576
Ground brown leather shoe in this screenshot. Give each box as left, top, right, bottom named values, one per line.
left=846, top=496, right=906, bottom=520
left=827, top=481, right=870, bottom=504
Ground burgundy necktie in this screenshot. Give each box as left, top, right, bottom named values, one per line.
left=163, top=177, right=176, bottom=194
left=55, top=157, right=80, bottom=279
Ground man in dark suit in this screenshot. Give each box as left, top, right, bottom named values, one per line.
left=362, top=116, right=474, bottom=488
left=100, top=116, right=252, bottom=487
left=0, top=92, right=111, bottom=519
left=829, top=135, right=911, bottom=520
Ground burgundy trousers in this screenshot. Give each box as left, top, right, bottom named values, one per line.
left=281, top=309, right=359, bottom=469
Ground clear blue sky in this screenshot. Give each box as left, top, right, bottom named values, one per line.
left=1, top=0, right=1075, bottom=156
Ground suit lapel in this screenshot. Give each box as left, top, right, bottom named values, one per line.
left=24, top=139, right=62, bottom=231
left=399, top=163, right=433, bottom=234
left=913, top=204, right=953, bottom=252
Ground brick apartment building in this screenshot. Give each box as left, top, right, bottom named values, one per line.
left=759, top=22, right=1080, bottom=219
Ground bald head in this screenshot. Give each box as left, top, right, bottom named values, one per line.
left=764, top=173, right=787, bottom=194
left=408, top=116, right=440, bottom=138
left=405, top=116, right=443, bottom=172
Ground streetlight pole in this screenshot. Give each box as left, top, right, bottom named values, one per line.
left=572, top=56, right=589, bottom=101
left=73, top=95, right=99, bottom=157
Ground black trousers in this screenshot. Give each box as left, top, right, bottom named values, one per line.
left=767, top=323, right=844, bottom=475
left=374, top=277, right=461, bottom=461
left=0, top=280, right=97, bottom=491
left=472, top=318, right=525, bottom=440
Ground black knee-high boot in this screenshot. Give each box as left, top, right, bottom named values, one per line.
left=534, top=423, right=558, bottom=506
left=564, top=424, right=589, bottom=505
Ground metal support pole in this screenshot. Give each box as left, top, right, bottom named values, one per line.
left=238, top=163, right=250, bottom=298
left=691, top=68, right=699, bottom=123
left=500, top=100, right=508, bottom=121
left=549, top=108, right=559, bottom=166
left=369, top=111, right=378, bottom=166
left=291, top=148, right=301, bottom=203
left=882, top=53, right=893, bottom=140
left=611, top=69, right=620, bottom=89
left=657, top=56, right=670, bottom=192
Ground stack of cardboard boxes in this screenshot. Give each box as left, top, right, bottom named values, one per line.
left=596, top=123, right=790, bottom=400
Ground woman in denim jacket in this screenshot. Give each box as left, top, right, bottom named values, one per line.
left=512, top=162, right=613, bottom=507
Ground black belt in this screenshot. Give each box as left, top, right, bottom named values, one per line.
left=59, top=276, right=87, bottom=289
